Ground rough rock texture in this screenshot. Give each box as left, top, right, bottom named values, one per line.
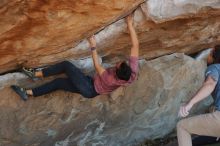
left=0, top=0, right=219, bottom=145
left=146, top=0, right=220, bottom=22
left=0, top=54, right=213, bottom=146
left=0, top=0, right=144, bottom=73
left=0, top=0, right=220, bottom=74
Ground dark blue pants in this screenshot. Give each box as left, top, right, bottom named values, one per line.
left=192, top=136, right=220, bottom=146
left=32, top=61, right=99, bottom=98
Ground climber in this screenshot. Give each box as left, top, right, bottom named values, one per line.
left=11, top=14, right=139, bottom=100
left=177, top=45, right=220, bottom=146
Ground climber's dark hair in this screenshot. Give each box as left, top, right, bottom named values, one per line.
left=213, top=45, right=220, bottom=64
left=116, top=61, right=132, bottom=81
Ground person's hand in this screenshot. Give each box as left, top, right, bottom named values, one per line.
left=88, top=35, right=96, bottom=48
left=178, top=102, right=193, bottom=118
left=126, top=14, right=133, bottom=26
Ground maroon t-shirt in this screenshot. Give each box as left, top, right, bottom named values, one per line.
left=93, top=56, right=138, bottom=94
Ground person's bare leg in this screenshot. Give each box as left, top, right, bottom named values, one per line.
left=26, top=89, right=33, bottom=96
left=35, top=70, right=43, bottom=78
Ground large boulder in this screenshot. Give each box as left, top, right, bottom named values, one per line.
left=0, top=53, right=213, bottom=146
left=0, top=0, right=220, bottom=73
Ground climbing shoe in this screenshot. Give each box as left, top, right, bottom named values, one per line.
left=11, top=85, right=28, bottom=101
left=22, top=67, right=39, bottom=81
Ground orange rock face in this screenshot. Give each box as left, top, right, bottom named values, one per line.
left=0, top=0, right=143, bottom=73
left=0, top=0, right=219, bottom=74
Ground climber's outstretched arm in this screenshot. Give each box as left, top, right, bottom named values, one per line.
left=126, top=14, right=139, bottom=57
left=88, top=36, right=106, bottom=76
